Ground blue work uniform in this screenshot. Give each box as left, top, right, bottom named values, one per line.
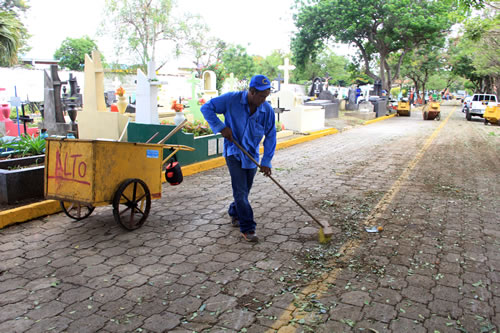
left=201, top=91, right=276, bottom=233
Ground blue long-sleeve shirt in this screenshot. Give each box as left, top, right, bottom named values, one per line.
left=201, top=91, right=276, bottom=169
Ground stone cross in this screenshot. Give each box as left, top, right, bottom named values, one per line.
left=274, top=73, right=284, bottom=91
left=278, top=58, right=295, bottom=86
left=226, top=73, right=238, bottom=91
left=187, top=72, right=200, bottom=99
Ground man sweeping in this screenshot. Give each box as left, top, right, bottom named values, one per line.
left=201, top=75, right=277, bottom=242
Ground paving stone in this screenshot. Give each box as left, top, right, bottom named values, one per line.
left=218, top=308, right=255, bottom=330
left=428, top=299, right=463, bottom=319
left=65, top=314, right=108, bottom=333
left=25, top=300, right=66, bottom=321
left=370, top=287, right=402, bottom=305
left=0, top=301, right=31, bottom=323
left=25, top=316, right=72, bottom=333
left=340, top=290, right=370, bottom=307
left=362, top=301, right=397, bottom=323
left=0, top=318, right=34, bottom=332
left=143, top=312, right=181, bottom=332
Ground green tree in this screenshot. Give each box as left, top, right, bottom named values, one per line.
left=102, top=0, right=203, bottom=72
left=0, top=0, right=30, bottom=66
left=0, top=11, right=23, bottom=66
left=253, top=50, right=288, bottom=81
left=291, top=0, right=456, bottom=90
left=221, top=45, right=256, bottom=81
left=449, top=7, right=499, bottom=94
left=186, top=34, right=226, bottom=77
left=294, top=48, right=349, bottom=85
left=399, top=45, right=446, bottom=95
left=53, top=36, right=99, bottom=71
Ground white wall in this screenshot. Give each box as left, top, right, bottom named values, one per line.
left=0, top=67, right=193, bottom=106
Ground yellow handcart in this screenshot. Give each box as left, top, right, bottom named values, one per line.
left=396, top=100, right=411, bottom=116
left=44, top=124, right=194, bottom=231
left=484, top=105, right=500, bottom=125
left=423, top=101, right=441, bottom=121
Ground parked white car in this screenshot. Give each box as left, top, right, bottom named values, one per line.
left=462, top=96, right=472, bottom=113
left=466, top=94, right=498, bottom=121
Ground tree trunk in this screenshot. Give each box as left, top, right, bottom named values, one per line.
left=412, top=79, right=419, bottom=98
left=379, top=52, right=387, bottom=90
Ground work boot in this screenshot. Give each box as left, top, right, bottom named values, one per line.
left=231, top=216, right=239, bottom=227
left=241, top=231, right=258, bottom=243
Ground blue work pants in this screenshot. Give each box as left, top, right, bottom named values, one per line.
left=226, top=155, right=257, bottom=233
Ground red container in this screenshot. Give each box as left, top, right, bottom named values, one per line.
left=0, top=103, right=10, bottom=121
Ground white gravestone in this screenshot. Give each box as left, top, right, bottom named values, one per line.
left=135, top=61, right=166, bottom=124
left=271, top=59, right=325, bottom=132
left=201, top=70, right=218, bottom=101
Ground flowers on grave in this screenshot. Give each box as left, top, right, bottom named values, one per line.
left=276, top=121, right=284, bottom=132
left=116, top=86, right=125, bottom=97
left=171, top=101, right=184, bottom=112
left=198, top=98, right=206, bottom=106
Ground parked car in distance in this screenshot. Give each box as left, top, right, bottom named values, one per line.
left=462, top=96, right=472, bottom=113
left=466, top=94, right=498, bottom=121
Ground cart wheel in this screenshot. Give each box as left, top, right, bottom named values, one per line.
left=485, top=118, right=488, bottom=125
left=60, top=201, right=95, bottom=221
left=423, top=111, right=428, bottom=120
left=436, top=113, right=441, bottom=121
left=112, top=178, right=151, bottom=231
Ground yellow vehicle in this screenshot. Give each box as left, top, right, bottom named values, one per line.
left=396, top=100, right=411, bottom=116
left=484, top=105, right=500, bottom=125
left=423, top=101, right=441, bottom=121
left=45, top=132, right=194, bottom=230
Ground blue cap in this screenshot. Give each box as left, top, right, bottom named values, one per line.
left=249, top=75, right=271, bottom=91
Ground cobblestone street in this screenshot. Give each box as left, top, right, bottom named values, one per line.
left=1, top=104, right=499, bottom=332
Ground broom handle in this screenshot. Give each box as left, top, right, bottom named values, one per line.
left=232, top=140, right=323, bottom=227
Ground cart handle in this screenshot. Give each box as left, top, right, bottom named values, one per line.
left=162, top=144, right=195, bottom=151
left=158, top=119, right=188, bottom=145
left=161, top=145, right=195, bottom=166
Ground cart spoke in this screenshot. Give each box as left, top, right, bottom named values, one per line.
left=119, top=206, right=132, bottom=216
left=132, top=182, right=137, bottom=201
left=134, top=206, right=146, bottom=216
left=135, top=193, right=147, bottom=202
left=120, top=193, right=132, bottom=203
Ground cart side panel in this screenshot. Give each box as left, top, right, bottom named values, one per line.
left=93, top=142, right=163, bottom=204
left=45, top=139, right=95, bottom=204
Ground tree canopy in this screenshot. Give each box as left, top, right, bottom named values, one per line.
left=0, top=0, right=30, bottom=66
left=291, top=0, right=456, bottom=90
left=53, top=36, right=100, bottom=71
left=102, top=0, right=205, bottom=72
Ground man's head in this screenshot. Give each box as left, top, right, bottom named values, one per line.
left=248, top=75, right=271, bottom=107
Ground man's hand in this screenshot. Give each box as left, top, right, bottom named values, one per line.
left=260, top=166, right=272, bottom=177
left=220, top=127, right=233, bottom=142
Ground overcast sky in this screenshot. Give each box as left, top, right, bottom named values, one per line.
left=23, top=0, right=299, bottom=65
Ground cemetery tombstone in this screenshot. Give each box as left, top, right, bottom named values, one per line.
left=135, top=61, right=164, bottom=124
left=346, top=86, right=359, bottom=111
left=77, top=50, right=129, bottom=140
left=278, top=58, right=295, bottom=88
left=40, top=65, right=79, bottom=136
left=187, top=72, right=204, bottom=121
left=201, top=70, right=218, bottom=101
left=308, top=77, right=323, bottom=97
